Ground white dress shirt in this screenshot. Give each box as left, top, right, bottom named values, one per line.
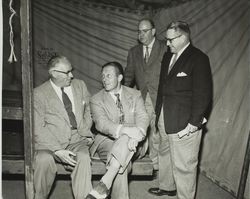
left=143, top=37, right=155, bottom=58
left=50, top=79, right=76, bottom=114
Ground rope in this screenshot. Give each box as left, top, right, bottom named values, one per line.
left=8, top=0, right=17, bottom=63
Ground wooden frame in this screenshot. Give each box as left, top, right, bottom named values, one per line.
left=20, top=0, right=34, bottom=198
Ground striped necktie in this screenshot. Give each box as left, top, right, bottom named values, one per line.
left=114, top=93, right=125, bottom=124
left=61, top=87, right=77, bottom=129
left=144, top=46, right=150, bottom=63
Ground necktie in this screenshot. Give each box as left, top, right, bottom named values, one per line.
left=61, top=87, right=77, bottom=129
left=144, top=46, right=150, bottom=63
left=114, top=93, right=125, bottom=124
left=168, top=53, right=177, bottom=74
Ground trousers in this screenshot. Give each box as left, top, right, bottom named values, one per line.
left=158, top=107, right=202, bottom=199
left=34, top=139, right=92, bottom=199
left=96, top=136, right=134, bottom=199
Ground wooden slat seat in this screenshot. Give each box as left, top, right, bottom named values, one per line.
left=2, top=155, right=153, bottom=176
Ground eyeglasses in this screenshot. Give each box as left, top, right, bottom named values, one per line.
left=165, top=34, right=182, bottom=44
left=53, top=69, right=74, bottom=75
left=137, top=28, right=152, bottom=35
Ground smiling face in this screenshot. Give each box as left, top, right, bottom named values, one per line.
left=101, top=65, right=123, bottom=93
left=49, top=57, right=74, bottom=87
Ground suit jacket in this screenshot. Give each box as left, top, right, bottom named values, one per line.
left=34, top=79, right=93, bottom=151
left=155, top=44, right=212, bottom=134
left=124, top=39, right=166, bottom=107
left=89, top=86, right=149, bottom=156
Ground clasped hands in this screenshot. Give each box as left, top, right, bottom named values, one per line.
left=120, top=126, right=145, bottom=152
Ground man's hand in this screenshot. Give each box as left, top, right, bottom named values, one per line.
left=128, top=138, right=138, bottom=152
left=120, top=126, right=145, bottom=141
left=177, top=123, right=198, bottom=138
left=54, top=149, right=77, bottom=166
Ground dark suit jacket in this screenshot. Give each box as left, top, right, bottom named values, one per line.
left=155, top=44, right=212, bottom=134
left=34, top=79, right=93, bottom=151
left=89, top=86, right=149, bottom=157
left=124, top=39, right=166, bottom=107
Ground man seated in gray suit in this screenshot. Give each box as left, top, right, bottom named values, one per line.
left=85, top=61, right=149, bottom=199
left=33, top=55, right=93, bottom=199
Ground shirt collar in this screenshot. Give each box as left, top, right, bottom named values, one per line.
left=109, top=86, right=123, bottom=101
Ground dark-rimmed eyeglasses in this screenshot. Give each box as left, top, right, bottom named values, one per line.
left=165, top=34, right=182, bottom=44
left=53, top=69, right=74, bottom=75
left=137, top=28, right=152, bottom=35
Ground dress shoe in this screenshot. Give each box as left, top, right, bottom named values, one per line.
left=148, top=187, right=177, bottom=196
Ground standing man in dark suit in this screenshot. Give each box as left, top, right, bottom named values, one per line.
left=34, top=55, right=93, bottom=199
left=124, top=18, right=166, bottom=172
left=148, top=21, right=212, bottom=199
left=86, top=62, right=149, bottom=199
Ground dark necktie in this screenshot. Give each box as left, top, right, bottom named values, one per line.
left=61, top=87, right=77, bottom=129
left=114, top=93, right=125, bottom=124
left=168, top=53, right=177, bottom=74
left=144, top=46, right=150, bottom=63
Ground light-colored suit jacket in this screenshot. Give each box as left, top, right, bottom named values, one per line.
left=89, top=86, right=149, bottom=156
left=124, top=39, right=166, bottom=108
left=34, top=79, right=93, bottom=151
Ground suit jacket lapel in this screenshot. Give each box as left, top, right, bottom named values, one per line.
left=121, top=86, right=134, bottom=112
left=146, top=40, right=159, bottom=66
left=71, top=81, right=82, bottom=127
left=137, top=45, right=146, bottom=70
left=46, top=81, right=69, bottom=122
left=102, top=91, right=119, bottom=122
left=168, top=45, right=193, bottom=78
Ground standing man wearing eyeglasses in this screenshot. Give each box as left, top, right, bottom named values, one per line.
left=33, top=55, right=93, bottom=199
left=124, top=18, right=166, bottom=176
left=149, top=21, right=212, bottom=199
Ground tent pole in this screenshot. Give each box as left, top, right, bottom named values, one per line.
left=236, top=131, right=250, bottom=199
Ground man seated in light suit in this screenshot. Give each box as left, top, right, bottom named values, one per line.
left=34, top=55, right=93, bottom=199
left=85, top=61, right=149, bottom=199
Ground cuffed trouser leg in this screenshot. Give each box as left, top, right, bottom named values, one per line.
left=97, top=138, right=130, bottom=199
left=111, top=169, right=129, bottom=199
left=169, top=130, right=202, bottom=199
left=34, top=150, right=57, bottom=199
left=158, top=108, right=176, bottom=191
left=145, top=93, right=159, bottom=170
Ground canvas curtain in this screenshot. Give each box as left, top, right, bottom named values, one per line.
left=32, top=0, right=249, bottom=197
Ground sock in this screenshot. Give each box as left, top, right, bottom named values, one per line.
left=101, top=157, right=120, bottom=189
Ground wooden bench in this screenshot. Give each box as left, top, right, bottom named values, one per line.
left=2, top=155, right=153, bottom=176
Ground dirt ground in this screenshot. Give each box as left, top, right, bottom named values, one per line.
left=2, top=172, right=235, bottom=199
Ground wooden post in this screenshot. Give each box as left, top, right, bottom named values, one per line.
left=237, top=132, right=250, bottom=199
left=20, top=0, right=34, bottom=198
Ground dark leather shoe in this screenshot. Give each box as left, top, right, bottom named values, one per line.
left=148, top=187, right=177, bottom=196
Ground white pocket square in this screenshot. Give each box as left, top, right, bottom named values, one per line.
left=82, top=101, right=85, bottom=106
left=177, top=72, right=187, bottom=77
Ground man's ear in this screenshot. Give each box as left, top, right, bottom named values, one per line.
left=152, top=28, right=156, bottom=36
left=118, top=74, right=123, bottom=82
left=49, top=70, right=57, bottom=78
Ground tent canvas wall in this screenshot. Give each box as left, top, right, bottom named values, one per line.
left=2, top=0, right=249, bottom=197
